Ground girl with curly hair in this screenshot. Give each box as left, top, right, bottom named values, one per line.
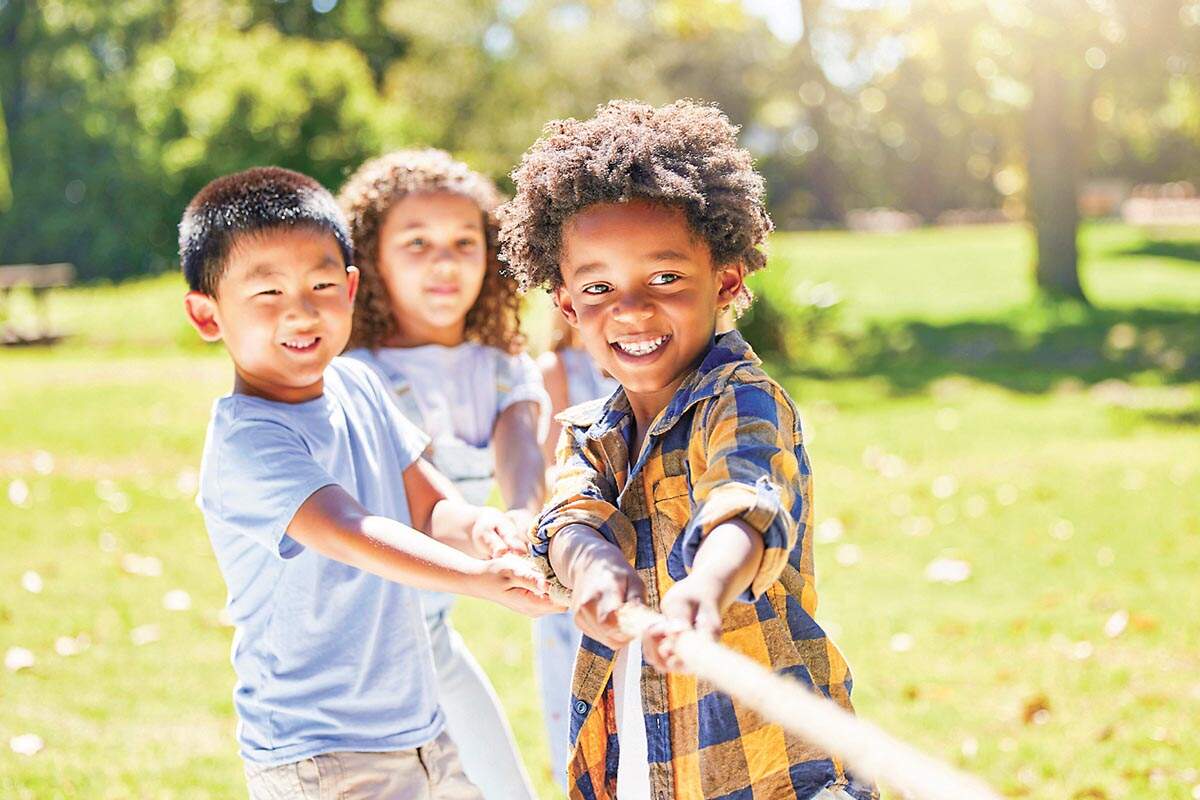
left=339, top=149, right=546, bottom=800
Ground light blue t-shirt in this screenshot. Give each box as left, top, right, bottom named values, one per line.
left=196, top=357, right=441, bottom=766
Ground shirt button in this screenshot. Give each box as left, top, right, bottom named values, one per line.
left=574, top=700, right=589, bottom=715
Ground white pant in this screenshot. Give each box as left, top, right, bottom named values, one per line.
left=533, top=611, right=582, bottom=792
left=426, top=610, right=536, bottom=800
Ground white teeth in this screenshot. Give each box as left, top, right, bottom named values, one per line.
left=283, top=337, right=316, bottom=349
left=614, top=335, right=668, bottom=356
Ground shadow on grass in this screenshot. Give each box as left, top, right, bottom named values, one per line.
left=1117, top=239, right=1200, bottom=264
left=750, top=302, right=1200, bottom=403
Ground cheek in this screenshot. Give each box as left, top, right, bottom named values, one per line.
left=377, top=252, right=422, bottom=304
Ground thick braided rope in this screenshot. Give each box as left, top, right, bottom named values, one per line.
left=525, top=566, right=1002, bottom=800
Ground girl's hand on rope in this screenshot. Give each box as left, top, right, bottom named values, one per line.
left=643, top=573, right=724, bottom=672
left=469, top=507, right=529, bottom=558
left=570, top=552, right=646, bottom=650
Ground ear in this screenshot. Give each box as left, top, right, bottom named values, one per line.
left=715, top=261, right=746, bottom=310
left=184, top=291, right=223, bottom=342
left=346, top=265, right=360, bottom=303
left=553, top=286, right=580, bottom=327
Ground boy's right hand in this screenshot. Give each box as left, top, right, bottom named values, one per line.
left=481, top=555, right=563, bottom=618
left=570, top=552, right=645, bottom=650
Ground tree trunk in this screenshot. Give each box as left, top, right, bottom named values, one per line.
left=1026, top=57, right=1086, bottom=301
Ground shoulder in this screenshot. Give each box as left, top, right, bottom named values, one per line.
left=329, top=355, right=386, bottom=392
left=340, top=346, right=379, bottom=371
left=702, top=365, right=798, bottom=428
left=556, top=396, right=608, bottom=429
left=536, top=348, right=562, bottom=375
left=480, top=343, right=537, bottom=375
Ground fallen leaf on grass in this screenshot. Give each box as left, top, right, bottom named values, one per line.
left=1022, top=694, right=1051, bottom=725
left=1104, top=609, right=1129, bottom=638
left=9, top=734, right=43, bottom=756
left=5, top=646, right=35, bottom=672
left=924, top=557, right=971, bottom=583
left=20, top=570, right=43, bottom=593
left=55, top=634, right=90, bottom=657
left=162, top=589, right=192, bottom=611
left=130, top=624, right=160, bottom=646
left=815, top=518, right=844, bottom=543
left=121, top=554, right=162, bottom=577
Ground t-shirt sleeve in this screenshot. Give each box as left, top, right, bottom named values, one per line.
left=496, top=351, right=551, bottom=440
left=210, top=419, right=339, bottom=559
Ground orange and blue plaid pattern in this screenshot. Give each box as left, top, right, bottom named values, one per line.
left=533, top=331, right=877, bottom=800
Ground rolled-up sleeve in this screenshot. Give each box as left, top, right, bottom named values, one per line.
left=532, top=425, right=630, bottom=581
left=681, top=380, right=808, bottom=600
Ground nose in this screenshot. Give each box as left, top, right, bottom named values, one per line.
left=287, top=293, right=320, bottom=325
left=431, top=245, right=461, bottom=277
left=610, top=288, right=654, bottom=324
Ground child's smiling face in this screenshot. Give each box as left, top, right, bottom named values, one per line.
left=375, top=191, right=488, bottom=347
left=184, top=227, right=358, bottom=403
left=556, top=199, right=744, bottom=424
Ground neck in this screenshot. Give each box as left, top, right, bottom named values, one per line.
left=625, top=372, right=690, bottom=457
left=384, top=315, right=467, bottom=348
left=233, top=368, right=323, bottom=404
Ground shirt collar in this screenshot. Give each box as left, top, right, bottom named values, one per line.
left=557, top=330, right=761, bottom=441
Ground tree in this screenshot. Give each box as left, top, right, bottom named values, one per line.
left=833, top=0, right=1199, bottom=301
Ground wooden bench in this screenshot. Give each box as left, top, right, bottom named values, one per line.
left=0, top=263, right=75, bottom=346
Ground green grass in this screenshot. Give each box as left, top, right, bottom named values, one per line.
left=2, top=222, right=1199, bottom=798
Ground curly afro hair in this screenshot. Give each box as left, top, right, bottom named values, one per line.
left=498, top=99, right=773, bottom=313
left=338, top=149, right=524, bottom=353
left=179, top=166, right=351, bottom=296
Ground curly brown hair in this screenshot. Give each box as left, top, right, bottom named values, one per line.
left=338, top=149, right=524, bottom=353
left=498, top=99, right=773, bottom=314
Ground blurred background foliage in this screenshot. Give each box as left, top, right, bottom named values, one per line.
left=1, top=0, right=1198, bottom=290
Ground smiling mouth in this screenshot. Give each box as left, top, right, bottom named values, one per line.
left=282, top=336, right=321, bottom=353
left=610, top=334, right=671, bottom=357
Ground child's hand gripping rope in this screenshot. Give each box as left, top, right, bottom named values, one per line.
left=491, top=553, right=1004, bottom=800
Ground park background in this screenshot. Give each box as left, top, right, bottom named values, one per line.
left=1, top=0, right=1199, bottom=797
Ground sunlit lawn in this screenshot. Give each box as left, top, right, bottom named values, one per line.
left=2, top=223, right=1198, bottom=799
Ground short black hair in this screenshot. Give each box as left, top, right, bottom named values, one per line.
left=498, top=99, right=772, bottom=310
left=178, top=166, right=352, bottom=295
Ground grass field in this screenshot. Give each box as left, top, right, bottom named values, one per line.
left=2, top=222, right=1199, bottom=799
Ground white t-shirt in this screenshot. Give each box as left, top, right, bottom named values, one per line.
left=344, top=342, right=549, bottom=617
left=613, top=640, right=651, bottom=799
left=345, top=342, right=548, bottom=503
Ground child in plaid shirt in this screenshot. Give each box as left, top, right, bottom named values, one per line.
left=499, top=100, right=877, bottom=800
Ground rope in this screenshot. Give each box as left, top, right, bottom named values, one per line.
left=526, top=566, right=1002, bottom=800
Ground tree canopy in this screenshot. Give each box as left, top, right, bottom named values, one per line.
left=1, top=0, right=1196, bottom=285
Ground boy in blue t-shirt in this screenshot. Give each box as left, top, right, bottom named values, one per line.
left=180, top=166, right=556, bottom=799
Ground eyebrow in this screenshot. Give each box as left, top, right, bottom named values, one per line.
left=243, top=256, right=340, bottom=279
left=570, top=249, right=691, bottom=279
left=649, top=249, right=690, bottom=262
left=395, top=220, right=483, bottom=232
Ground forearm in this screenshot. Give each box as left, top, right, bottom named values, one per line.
left=291, top=488, right=490, bottom=596
left=428, top=497, right=484, bottom=556
left=548, top=523, right=626, bottom=589
left=689, top=519, right=765, bottom=611
left=494, top=403, right=547, bottom=513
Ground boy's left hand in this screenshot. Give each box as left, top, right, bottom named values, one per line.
left=470, top=507, right=529, bottom=558
left=643, top=573, right=724, bottom=673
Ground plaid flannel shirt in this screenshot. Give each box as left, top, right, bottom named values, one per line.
left=533, top=331, right=876, bottom=800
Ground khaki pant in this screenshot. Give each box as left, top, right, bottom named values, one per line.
left=244, top=732, right=483, bottom=800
